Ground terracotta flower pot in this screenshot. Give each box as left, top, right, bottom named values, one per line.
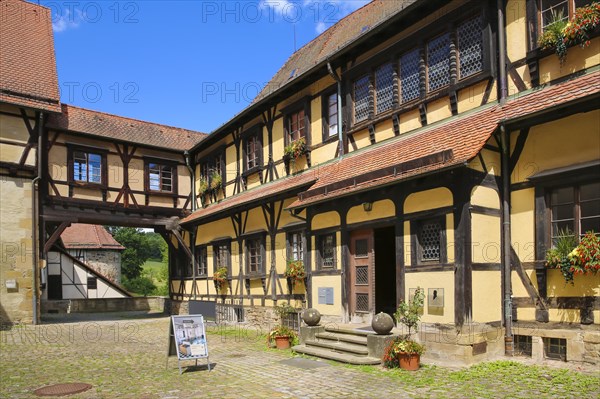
left=397, top=352, right=420, bottom=371
left=274, top=336, right=291, bottom=349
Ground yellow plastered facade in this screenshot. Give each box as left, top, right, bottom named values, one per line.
left=405, top=271, right=455, bottom=324
left=472, top=271, right=502, bottom=323
left=471, top=214, right=501, bottom=264
left=510, top=111, right=600, bottom=184
left=347, top=199, right=395, bottom=225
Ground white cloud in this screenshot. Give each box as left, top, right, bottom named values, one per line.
left=303, top=0, right=371, bottom=34
left=260, top=0, right=294, bottom=16
left=52, top=9, right=82, bottom=33
left=315, top=21, right=327, bottom=34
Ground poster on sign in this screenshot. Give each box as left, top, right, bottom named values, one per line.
left=168, top=315, right=211, bottom=373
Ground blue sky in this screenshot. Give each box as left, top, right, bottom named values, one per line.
left=41, top=0, right=370, bottom=133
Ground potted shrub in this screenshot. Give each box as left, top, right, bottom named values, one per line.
left=284, top=259, right=306, bottom=291
left=213, top=266, right=228, bottom=292
left=383, top=336, right=426, bottom=371
left=267, top=325, right=298, bottom=349
left=385, top=287, right=425, bottom=370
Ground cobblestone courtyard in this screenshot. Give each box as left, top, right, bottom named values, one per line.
left=1, top=313, right=598, bottom=399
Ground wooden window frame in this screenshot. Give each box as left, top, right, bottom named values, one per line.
left=548, top=182, right=600, bottom=243
left=200, top=147, right=226, bottom=189
left=345, top=7, right=488, bottom=130
left=286, top=230, right=305, bottom=262
left=67, top=145, right=108, bottom=188
left=352, top=73, right=371, bottom=124
left=321, top=88, right=339, bottom=143
left=196, top=245, right=208, bottom=277
left=544, top=337, right=567, bottom=361
left=242, top=125, right=263, bottom=176
left=374, top=61, right=396, bottom=114
left=426, top=32, right=451, bottom=94
left=538, top=0, right=590, bottom=33
left=527, top=0, right=594, bottom=51
left=282, top=98, right=311, bottom=147
left=410, top=216, right=447, bottom=265
left=87, top=276, right=97, bottom=290
left=213, top=239, right=232, bottom=276
left=145, top=159, right=177, bottom=194
left=245, top=233, right=266, bottom=277
left=317, top=232, right=337, bottom=270
left=171, top=245, right=191, bottom=278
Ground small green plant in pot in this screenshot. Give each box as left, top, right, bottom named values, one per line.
left=267, top=325, right=298, bottom=349
left=383, top=287, right=425, bottom=370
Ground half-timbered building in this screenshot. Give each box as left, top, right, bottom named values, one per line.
left=1, top=0, right=598, bottom=364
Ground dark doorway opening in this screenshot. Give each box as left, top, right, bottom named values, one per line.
left=374, top=226, right=396, bottom=316
left=47, top=275, right=62, bottom=300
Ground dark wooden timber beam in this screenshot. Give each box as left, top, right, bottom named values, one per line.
left=43, top=221, right=71, bottom=253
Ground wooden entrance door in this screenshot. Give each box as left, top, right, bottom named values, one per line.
left=349, top=230, right=373, bottom=316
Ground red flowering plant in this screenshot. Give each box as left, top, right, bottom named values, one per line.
left=284, top=260, right=306, bottom=287
left=213, top=267, right=228, bottom=291
left=538, top=2, right=600, bottom=64
left=546, top=230, right=600, bottom=285
left=563, top=2, right=600, bottom=48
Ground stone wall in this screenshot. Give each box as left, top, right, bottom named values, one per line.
left=69, top=249, right=121, bottom=283
left=0, top=178, right=35, bottom=325
left=41, top=297, right=167, bottom=313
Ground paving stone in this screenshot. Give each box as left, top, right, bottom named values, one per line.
left=0, top=314, right=598, bottom=399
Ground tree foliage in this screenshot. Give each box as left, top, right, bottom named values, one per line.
left=107, top=227, right=167, bottom=280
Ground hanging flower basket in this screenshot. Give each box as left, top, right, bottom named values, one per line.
left=546, top=231, right=600, bottom=284
left=538, top=2, right=600, bottom=64
left=284, top=260, right=306, bottom=291
left=213, top=267, right=228, bottom=292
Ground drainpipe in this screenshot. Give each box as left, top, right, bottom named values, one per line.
left=31, top=112, right=44, bottom=325
left=500, top=123, right=513, bottom=355
left=497, top=0, right=508, bottom=104
left=184, top=151, right=196, bottom=211
left=327, top=61, right=344, bottom=157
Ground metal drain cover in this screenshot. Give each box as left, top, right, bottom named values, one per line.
left=34, top=383, right=92, bottom=397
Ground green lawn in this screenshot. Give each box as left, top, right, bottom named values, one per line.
left=141, top=258, right=168, bottom=295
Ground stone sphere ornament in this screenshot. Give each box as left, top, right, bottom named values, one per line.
left=371, top=312, right=394, bottom=335
left=302, top=308, right=321, bottom=326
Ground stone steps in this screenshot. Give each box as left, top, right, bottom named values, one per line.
left=306, top=339, right=370, bottom=355
left=293, top=326, right=382, bottom=365
left=315, top=331, right=368, bottom=346
left=291, top=344, right=381, bottom=365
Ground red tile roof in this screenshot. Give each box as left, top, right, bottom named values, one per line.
left=254, top=1, right=416, bottom=104
left=180, top=170, right=319, bottom=224
left=61, top=224, right=125, bottom=250
left=47, top=104, right=206, bottom=151
left=286, top=70, right=600, bottom=209
left=0, top=0, right=60, bottom=112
